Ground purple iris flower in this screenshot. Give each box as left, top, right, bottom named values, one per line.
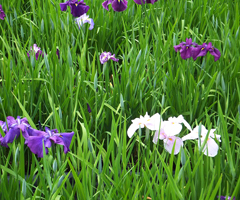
left=191, top=42, right=221, bottom=62
left=60, top=0, right=89, bottom=18
left=75, top=13, right=94, bottom=30
left=87, top=103, right=92, bottom=113
left=174, top=38, right=198, bottom=60
left=217, top=196, right=235, bottom=200
left=100, top=52, right=119, bottom=64
left=27, top=127, right=74, bottom=158
left=102, top=0, right=128, bottom=12
left=133, top=0, right=158, bottom=4
left=0, top=4, right=6, bottom=20
left=0, top=116, right=30, bottom=147
left=27, top=44, right=44, bottom=60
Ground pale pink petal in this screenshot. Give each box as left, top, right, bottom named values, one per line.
left=163, top=122, right=182, bottom=136
left=182, top=132, right=199, bottom=141
left=153, top=131, right=159, bottom=144
left=127, top=123, right=142, bottom=138
left=202, top=138, right=219, bottom=157
left=152, top=129, right=166, bottom=144
left=163, top=136, right=183, bottom=155
left=146, top=113, right=162, bottom=130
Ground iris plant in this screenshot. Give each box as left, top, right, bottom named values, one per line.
left=174, top=38, right=221, bottom=61
left=217, top=196, right=235, bottom=200
left=182, top=125, right=221, bottom=157
left=191, top=42, right=221, bottom=61
left=100, top=52, right=119, bottom=64
left=27, top=127, right=74, bottom=158
left=0, top=116, right=30, bottom=147
left=174, top=38, right=198, bottom=60
left=133, top=0, right=158, bottom=5
left=60, top=0, right=89, bottom=17
left=102, top=0, right=128, bottom=12
left=27, top=44, right=44, bottom=60
left=75, top=13, right=94, bottom=30
left=0, top=4, right=5, bottom=20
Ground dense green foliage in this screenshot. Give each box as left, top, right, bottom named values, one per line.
left=0, top=0, right=240, bottom=199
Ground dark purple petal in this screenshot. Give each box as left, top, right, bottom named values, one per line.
left=174, top=44, right=183, bottom=52
left=60, top=2, right=69, bottom=11
left=112, top=0, right=128, bottom=12
left=70, top=3, right=89, bottom=17
left=133, top=0, right=146, bottom=4
left=1, top=127, right=21, bottom=147
left=209, top=47, right=221, bottom=61
left=6, top=116, right=16, bottom=126
left=191, top=45, right=207, bottom=60
left=27, top=136, right=49, bottom=157
left=206, top=42, right=213, bottom=50
left=179, top=46, right=193, bottom=60
left=186, top=38, right=192, bottom=45
left=24, top=128, right=46, bottom=144
left=102, top=0, right=113, bottom=11
left=192, top=42, right=199, bottom=46
left=35, top=50, right=43, bottom=60
left=0, top=4, right=6, bottom=20
left=146, top=0, right=158, bottom=3
left=87, top=103, right=92, bottom=113
left=50, top=132, right=74, bottom=153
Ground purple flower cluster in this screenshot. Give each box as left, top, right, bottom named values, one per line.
left=0, top=4, right=6, bottom=20
left=60, top=0, right=94, bottom=30
left=27, top=44, right=60, bottom=60
left=60, top=0, right=89, bottom=18
left=133, top=0, right=158, bottom=5
left=0, top=116, right=74, bottom=158
left=102, top=0, right=158, bottom=12
left=217, top=196, right=235, bottom=200
left=27, top=44, right=44, bottom=60
left=99, top=51, right=119, bottom=64
left=102, top=0, right=128, bottom=12
left=174, top=38, right=221, bottom=61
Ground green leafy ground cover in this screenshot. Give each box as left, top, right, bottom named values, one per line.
left=0, top=0, right=240, bottom=199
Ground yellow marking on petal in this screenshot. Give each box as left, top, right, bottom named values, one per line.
left=118, top=0, right=121, bottom=2
left=59, top=135, right=63, bottom=138
left=186, top=47, right=188, bottom=49
left=147, top=119, right=150, bottom=121
left=171, top=122, right=175, bottom=124
left=169, top=138, right=173, bottom=141
left=201, top=48, right=205, bottom=50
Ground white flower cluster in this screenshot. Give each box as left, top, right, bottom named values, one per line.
left=127, top=113, right=221, bottom=157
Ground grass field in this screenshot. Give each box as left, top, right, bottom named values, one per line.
left=0, top=0, right=240, bottom=199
